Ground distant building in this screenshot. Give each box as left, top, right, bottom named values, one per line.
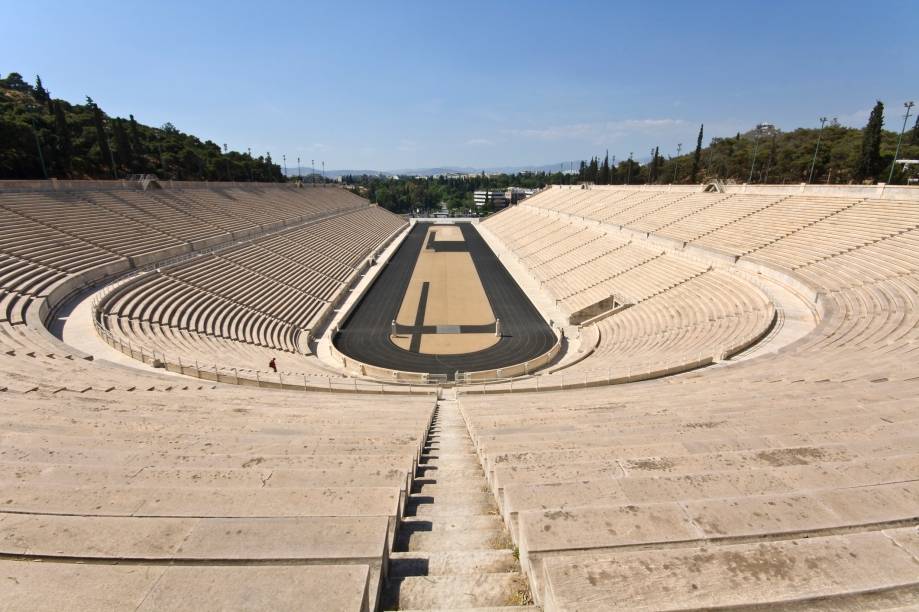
left=505, top=187, right=536, bottom=204
left=473, top=190, right=508, bottom=209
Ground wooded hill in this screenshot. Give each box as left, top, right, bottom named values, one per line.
left=0, top=72, right=284, bottom=181
left=578, top=104, right=919, bottom=186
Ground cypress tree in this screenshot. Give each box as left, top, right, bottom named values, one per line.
left=34, top=75, right=48, bottom=102
left=112, top=118, right=133, bottom=171
left=52, top=101, right=72, bottom=175
left=599, top=151, right=610, bottom=184
left=911, top=115, right=919, bottom=145
left=855, top=100, right=884, bottom=182
left=128, top=114, right=146, bottom=171
left=690, top=124, right=704, bottom=183
left=86, top=97, right=115, bottom=177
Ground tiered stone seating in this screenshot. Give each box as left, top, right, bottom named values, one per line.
left=0, top=191, right=186, bottom=262
left=625, top=192, right=727, bottom=234
left=747, top=197, right=919, bottom=270
left=486, top=206, right=708, bottom=315
left=464, top=185, right=919, bottom=608
left=6, top=180, right=919, bottom=609
left=102, top=206, right=404, bottom=355
left=0, top=382, right=433, bottom=609
left=692, top=194, right=860, bottom=255
left=656, top=193, right=782, bottom=243
left=557, top=270, right=774, bottom=376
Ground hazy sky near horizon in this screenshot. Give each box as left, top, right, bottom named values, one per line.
left=3, top=0, right=915, bottom=170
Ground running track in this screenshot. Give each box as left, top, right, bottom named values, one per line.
left=334, top=222, right=556, bottom=378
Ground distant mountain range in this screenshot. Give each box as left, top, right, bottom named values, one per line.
left=285, top=162, right=581, bottom=179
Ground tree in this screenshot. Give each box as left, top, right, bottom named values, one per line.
left=34, top=75, right=49, bottom=102
left=912, top=115, right=919, bottom=145
left=86, top=97, right=115, bottom=177
left=690, top=124, right=704, bottom=183
left=52, top=101, right=73, bottom=175
left=855, top=100, right=884, bottom=182
left=2, top=72, right=30, bottom=92
left=648, top=147, right=661, bottom=183
left=599, top=151, right=610, bottom=184
left=112, top=118, right=133, bottom=171
left=128, top=115, right=146, bottom=159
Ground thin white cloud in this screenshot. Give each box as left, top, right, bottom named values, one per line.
left=465, top=138, right=495, bottom=146
left=504, top=118, right=687, bottom=144
left=834, top=108, right=871, bottom=128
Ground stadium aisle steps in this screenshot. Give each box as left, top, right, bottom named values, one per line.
left=381, top=399, right=536, bottom=611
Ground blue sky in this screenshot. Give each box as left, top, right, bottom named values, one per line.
left=3, top=0, right=915, bottom=170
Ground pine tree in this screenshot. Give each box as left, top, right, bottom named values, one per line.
left=690, top=124, right=704, bottom=183
left=52, top=101, right=72, bottom=175
left=855, top=100, right=884, bottom=182
left=911, top=115, right=919, bottom=145
left=86, top=97, right=115, bottom=177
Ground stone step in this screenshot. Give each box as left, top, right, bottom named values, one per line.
left=381, top=573, right=530, bottom=610
left=402, top=606, right=540, bottom=612
left=397, top=527, right=505, bottom=552
left=399, top=608, right=538, bottom=612
left=427, top=449, right=477, bottom=457
left=420, top=452, right=481, bottom=462
left=400, top=516, right=504, bottom=532
left=416, top=466, right=484, bottom=479
left=408, top=502, right=498, bottom=518
left=409, top=491, right=494, bottom=506
left=389, top=550, right=518, bottom=576
left=413, top=482, right=493, bottom=495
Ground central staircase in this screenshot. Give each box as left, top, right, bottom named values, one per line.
left=381, top=396, right=537, bottom=611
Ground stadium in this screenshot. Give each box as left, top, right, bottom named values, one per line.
left=2, top=176, right=919, bottom=611
left=3, top=2, right=919, bottom=610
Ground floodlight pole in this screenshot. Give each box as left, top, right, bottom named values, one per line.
left=283, top=154, right=287, bottom=180
left=888, top=101, right=915, bottom=184
left=807, top=117, right=828, bottom=184
left=311, top=159, right=315, bottom=186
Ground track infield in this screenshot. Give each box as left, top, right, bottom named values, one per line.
left=334, top=222, right=556, bottom=378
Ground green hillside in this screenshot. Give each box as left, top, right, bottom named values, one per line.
left=577, top=106, right=919, bottom=186
left=0, top=72, right=284, bottom=181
